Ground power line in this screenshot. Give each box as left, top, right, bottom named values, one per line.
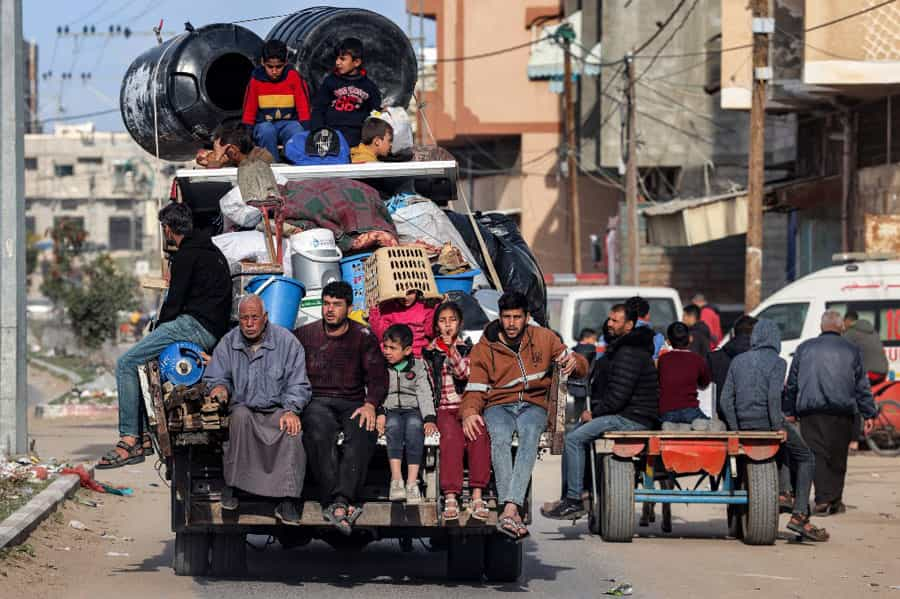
left=436, top=36, right=551, bottom=62
left=806, top=0, right=897, bottom=32
left=35, top=108, right=120, bottom=125
left=633, top=0, right=689, bottom=56
left=634, top=0, right=701, bottom=82
left=232, top=13, right=293, bottom=24
left=69, top=1, right=110, bottom=26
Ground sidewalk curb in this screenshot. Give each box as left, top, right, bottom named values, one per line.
left=0, top=466, right=93, bottom=549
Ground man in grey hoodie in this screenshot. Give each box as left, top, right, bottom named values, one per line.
left=720, top=319, right=829, bottom=541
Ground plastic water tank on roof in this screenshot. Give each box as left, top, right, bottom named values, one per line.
left=120, top=24, right=263, bottom=161
left=266, top=8, right=418, bottom=108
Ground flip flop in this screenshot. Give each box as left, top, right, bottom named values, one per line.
left=469, top=498, right=490, bottom=522
left=346, top=504, right=364, bottom=526
left=496, top=516, right=519, bottom=540
left=324, top=503, right=352, bottom=536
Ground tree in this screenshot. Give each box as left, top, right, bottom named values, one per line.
left=64, top=255, right=138, bottom=349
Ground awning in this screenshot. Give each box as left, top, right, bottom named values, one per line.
left=527, top=11, right=603, bottom=82
left=642, top=176, right=839, bottom=246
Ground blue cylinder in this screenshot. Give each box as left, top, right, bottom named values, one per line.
left=159, top=342, right=206, bottom=386
left=245, top=275, right=306, bottom=329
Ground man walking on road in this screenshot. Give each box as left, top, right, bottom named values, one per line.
left=692, top=293, right=722, bottom=349
left=785, top=311, right=878, bottom=517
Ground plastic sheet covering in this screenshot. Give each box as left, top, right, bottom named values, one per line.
left=392, top=201, right=489, bottom=289
left=446, top=212, right=548, bottom=327
left=212, top=230, right=293, bottom=278
left=218, top=173, right=288, bottom=229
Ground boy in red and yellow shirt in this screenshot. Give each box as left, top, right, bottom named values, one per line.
left=241, top=40, right=310, bottom=162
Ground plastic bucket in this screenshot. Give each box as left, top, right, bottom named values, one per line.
left=434, top=269, right=481, bottom=295
left=339, top=252, right=372, bottom=311
left=245, top=275, right=306, bottom=329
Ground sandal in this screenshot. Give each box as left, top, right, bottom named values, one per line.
left=142, top=432, right=155, bottom=457
left=324, top=503, right=352, bottom=536
left=513, top=517, right=530, bottom=540
left=496, top=516, right=519, bottom=540
left=469, top=498, right=490, bottom=522
left=787, top=514, right=830, bottom=542
left=346, top=504, right=364, bottom=526
left=442, top=496, right=460, bottom=521
left=96, top=439, right=145, bottom=470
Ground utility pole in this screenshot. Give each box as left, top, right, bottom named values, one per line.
left=625, top=55, right=639, bottom=286
left=0, top=0, right=27, bottom=456
left=745, top=0, right=771, bottom=311
left=560, top=24, right=581, bottom=274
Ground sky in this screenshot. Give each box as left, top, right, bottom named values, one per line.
left=24, top=0, right=434, bottom=132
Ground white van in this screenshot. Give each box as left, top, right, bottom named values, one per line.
left=546, top=285, right=684, bottom=347
left=747, top=259, right=900, bottom=380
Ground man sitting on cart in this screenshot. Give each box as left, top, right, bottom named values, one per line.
left=460, top=291, right=587, bottom=540
left=543, top=303, right=658, bottom=521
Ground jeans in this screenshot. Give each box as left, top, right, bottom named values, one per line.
left=484, top=402, right=547, bottom=507
left=661, top=406, right=708, bottom=424
left=384, top=408, right=425, bottom=465
left=564, top=414, right=644, bottom=500
left=253, top=120, right=304, bottom=162
left=783, top=421, right=815, bottom=516
left=302, top=397, right=378, bottom=505
left=116, top=315, right=216, bottom=437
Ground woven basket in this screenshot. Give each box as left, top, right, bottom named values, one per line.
left=364, top=246, right=441, bottom=308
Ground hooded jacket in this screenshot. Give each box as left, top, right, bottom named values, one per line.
left=591, top=326, right=659, bottom=428
left=708, top=334, right=752, bottom=403
left=719, top=319, right=785, bottom=431
left=241, top=65, right=311, bottom=125
left=844, top=320, right=889, bottom=375
left=381, top=358, right=436, bottom=423
left=784, top=331, right=877, bottom=419
left=459, top=321, right=588, bottom=418
left=309, top=69, right=382, bottom=147
left=688, top=320, right=712, bottom=358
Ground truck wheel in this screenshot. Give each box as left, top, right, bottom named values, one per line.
left=600, top=455, right=635, bottom=543
left=173, top=532, right=210, bottom=576
left=484, top=533, right=524, bottom=582
left=446, top=534, right=484, bottom=581
left=209, top=533, right=247, bottom=577
left=741, top=459, right=778, bottom=546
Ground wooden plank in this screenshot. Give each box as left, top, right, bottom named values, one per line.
left=147, top=360, right=172, bottom=457
left=545, top=368, right=567, bottom=455
left=602, top=431, right=783, bottom=440
left=141, top=276, right=168, bottom=290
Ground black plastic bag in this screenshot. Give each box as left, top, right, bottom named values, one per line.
left=445, top=211, right=548, bottom=327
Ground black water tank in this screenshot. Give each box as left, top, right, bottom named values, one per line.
left=120, top=24, right=263, bottom=161
left=267, top=8, right=418, bottom=108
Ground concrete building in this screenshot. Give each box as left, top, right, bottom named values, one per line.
left=25, top=123, right=176, bottom=272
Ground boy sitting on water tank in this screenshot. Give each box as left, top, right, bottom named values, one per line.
left=310, top=37, right=383, bottom=147
left=241, top=39, right=311, bottom=162
left=350, top=117, right=393, bottom=163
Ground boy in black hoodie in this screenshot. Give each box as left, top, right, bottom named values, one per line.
left=310, top=38, right=383, bottom=147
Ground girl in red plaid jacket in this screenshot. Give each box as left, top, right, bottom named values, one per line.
left=423, top=302, right=492, bottom=522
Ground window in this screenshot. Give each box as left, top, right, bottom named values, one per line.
left=827, top=300, right=900, bottom=347
left=53, top=216, right=84, bottom=233
left=547, top=298, right=564, bottom=333
left=756, top=303, right=810, bottom=341
left=24, top=157, right=37, bottom=170
left=53, top=164, right=74, bottom=177
left=571, top=297, right=678, bottom=340
left=77, top=156, right=103, bottom=165
left=61, top=199, right=78, bottom=211
left=108, top=217, right=133, bottom=251
left=25, top=216, right=35, bottom=236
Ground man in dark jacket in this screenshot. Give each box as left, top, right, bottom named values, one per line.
left=719, top=319, right=828, bottom=541
left=683, top=304, right=712, bottom=358
left=708, top=315, right=757, bottom=406
left=99, top=203, right=232, bottom=469
left=785, top=311, right=877, bottom=516
left=843, top=311, right=889, bottom=384
left=544, top=303, right=658, bottom=520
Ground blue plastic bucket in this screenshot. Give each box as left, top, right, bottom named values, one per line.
left=245, top=275, right=306, bottom=329
left=339, top=252, right=372, bottom=311
left=434, top=269, right=481, bottom=294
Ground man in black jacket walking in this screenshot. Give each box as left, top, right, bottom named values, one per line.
left=544, top=303, right=658, bottom=520
left=98, top=203, right=232, bottom=469
left=785, top=311, right=877, bottom=516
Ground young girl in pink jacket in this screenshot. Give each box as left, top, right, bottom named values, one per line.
left=368, top=290, right=436, bottom=357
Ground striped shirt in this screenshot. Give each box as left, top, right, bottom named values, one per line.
left=427, top=338, right=470, bottom=411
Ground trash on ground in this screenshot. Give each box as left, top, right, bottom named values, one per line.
left=105, top=552, right=130, bottom=557
left=68, top=520, right=88, bottom=531
left=605, top=583, right=633, bottom=596
left=60, top=465, right=133, bottom=496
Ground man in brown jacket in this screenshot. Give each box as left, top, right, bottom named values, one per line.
left=461, top=291, right=587, bottom=540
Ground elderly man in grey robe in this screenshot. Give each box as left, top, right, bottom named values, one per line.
left=204, top=294, right=312, bottom=524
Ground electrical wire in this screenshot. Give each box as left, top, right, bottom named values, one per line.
left=632, top=0, right=689, bottom=56
left=435, top=36, right=552, bottom=62
left=34, top=107, right=119, bottom=125
left=637, top=80, right=737, bottom=132
left=806, top=0, right=897, bottom=32
left=69, top=1, right=111, bottom=25
left=634, top=0, right=701, bottom=82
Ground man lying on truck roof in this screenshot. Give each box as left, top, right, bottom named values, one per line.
left=203, top=295, right=312, bottom=525
left=98, top=203, right=232, bottom=470
left=460, top=291, right=587, bottom=541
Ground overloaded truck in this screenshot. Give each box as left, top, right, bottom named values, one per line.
left=123, top=8, right=552, bottom=581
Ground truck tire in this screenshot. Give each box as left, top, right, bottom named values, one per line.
left=484, top=533, right=524, bottom=582
left=173, top=532, right=210, bottom=576
left=600, top=455, right=635, bottom=543
left=446, top=534, right=484, bottom=581
left=741, top=459, right=778, bottom=546
left=209, top=533, right=247, bottom=577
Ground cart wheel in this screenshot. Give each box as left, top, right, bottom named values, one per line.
left=484, top=533, right=524, bottom=582
left=209, top=532, right=247, bottom=577
left=741, top=459, right=778, bottom=546
left=865, top=400, right=900, bottom=457
left=173, top=531, right=210, bottom=576
left=446, top=534, right=485, bottom=580
left=727, top=504, right=744, bottom=539
left=600, top=455, right=635, bottom=543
